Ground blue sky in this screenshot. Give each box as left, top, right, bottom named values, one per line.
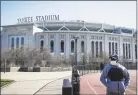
left=1, top=1, right=136, bottom=29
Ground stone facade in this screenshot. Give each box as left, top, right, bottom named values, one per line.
left=1, top=21, right=137, bottom=63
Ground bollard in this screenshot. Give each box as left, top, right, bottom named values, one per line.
left=62, top=79, right=73, bottom=95
left=72, top=69, right=80, bottom=95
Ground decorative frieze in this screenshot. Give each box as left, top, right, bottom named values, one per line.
left=90, top=35, right=104, bottom=40
left=60, top=35, right=65, bottom=39
left=50, top=35, right=54, bottom=39
left=108, top=37, right=118, bottom=41
left=123, top=38, right=131, bottom=42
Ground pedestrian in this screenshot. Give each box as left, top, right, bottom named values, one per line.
left=100, top=55, right=130, bottom=95
left=100, top=62, right=104, bottom=72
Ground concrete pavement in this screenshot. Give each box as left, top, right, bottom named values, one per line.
left=1, top=71, right=72, bottom=95
left=35, top=76, right=71, bottom=95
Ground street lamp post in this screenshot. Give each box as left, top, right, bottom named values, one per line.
left=73, top=36, right=79, bottom=66
left=72, top=36, right=80, bottom=95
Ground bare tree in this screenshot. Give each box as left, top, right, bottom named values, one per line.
left=1, top=47, right=52, bottom=67
left=69, top=54, right=75, bottom=66
left=100, top=52, right=109, bottom=65
left=80, top=53, right=88, bottom=65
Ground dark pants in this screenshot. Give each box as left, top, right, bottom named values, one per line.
left=106, top=91, right=125, bottom=95
left=106, top=89, right=125, bottom=95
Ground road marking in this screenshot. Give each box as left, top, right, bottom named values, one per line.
left=129, top=84, right=136, bottom=88
left=127, top=88, right=136, bottom=94
left=86, top=79, right=98, bottom=95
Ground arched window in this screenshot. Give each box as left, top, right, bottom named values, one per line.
left=115, top=43, right=118, bottom=55
left=71, top=40, right=74, bottom=53
left=40, top=40, right=44, bottom=50
left=112, top=42, right=114, bottom=55
left=81, top=41, right=84, bottom=53
left=91, top=41, right=94, bottom=57
left=123, top=43, right=125, bottom=59
left=21, top=37, right=24, bottom=45
left=126, top=43, right=128, bottom=59
left=135, top=44, right=137, bottom=59
left=96, top=41, right=98, bottom=57
left=16, top=37, right=19, bottom=48
left=50, top=40, right=54, bottom=52
left=11, top=38, right=14, bottom=49
left=61, top=40, right=64, bottom=53
left=100, top=41, right=102, bottom=57
left=109, top=42, right=111, bottom=56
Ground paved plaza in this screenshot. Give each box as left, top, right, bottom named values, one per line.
left=1, top=71, right=72, bottom=95
left=1, top=70, right=136, bottom=95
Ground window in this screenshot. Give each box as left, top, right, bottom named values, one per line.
left=91, top=41, right=94, bottom=57
left=115, top=43, right=118, bottom=55
left=61, top=40, right=64, bottom=53
left=126, top=43, right=128, bottom=59
left=40, top=40, right=44, bottom=50
left=121, top=29, right=132, bottom=34
left=112, top=37, right=115, bottom=41
left=11, top=38, right=14, bottom=49
left=16, top=37, right=19, bottom=48
left=96, top=41, right=98, bottom=57
left=135, top=44, right=137, bottom=59
left=123, top=43, right=125, bottom=59
left=71, top=35, right=74, bottom=39
left=60, top=35, right=65, bottom=39
left=99, top=36, right=103, bottom=40
left=21, top=37, right=24, bottom=45
left=109, top=42, right=111, bottom=56
left=81, top=41, right=84, bottom=53
left=112, top=42, right=114, bottom=55
left=100, top=41, right=102, bottom=57
left=71, top=40, right=74, bottom=53
left=50, top=40, right=54, bottom=52
left=81, top=35, right=85, bottom=39
left=91, top=36, right=94, bottom=39
left=129, top=44, right=131, bottom=59
left=50, top=35, right=54, bottom=39
left=40, top=35, right=44, bottom=39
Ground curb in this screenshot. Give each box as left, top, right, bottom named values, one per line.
left=0, top=81, right=16, bottom=89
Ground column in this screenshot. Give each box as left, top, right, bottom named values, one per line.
left=55, top=33, right=60, bottom=56
left=132, top=38, right=136, bottom=62
left=104, top=35, right=109, bottom=55
left=119, top=37, right=123, bottom=58
left=77, top=35, right=81, bottom=62
left=65, top=33, right=70, bottom=57
left=86, top=34, right=90, bottom=57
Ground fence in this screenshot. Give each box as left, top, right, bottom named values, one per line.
left=72, top=64, right=100, bottom=76
left=122, top=62, right=137, bottom=70
left=72, top=62, right=137, bottom=76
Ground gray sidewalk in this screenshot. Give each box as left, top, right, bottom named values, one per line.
left=1, top=71, right=72, bottom=95
left=35, top=76, right=71, bottom=95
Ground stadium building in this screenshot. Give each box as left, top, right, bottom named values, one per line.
left=1, top=20, right=137, bottom=63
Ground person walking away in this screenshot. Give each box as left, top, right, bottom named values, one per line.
left=100, top=62, right=104, bottom=72
left=100, top=55, right=130, bottom=95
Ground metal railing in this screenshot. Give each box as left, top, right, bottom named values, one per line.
left=72, top=64, right=100, bottom=76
